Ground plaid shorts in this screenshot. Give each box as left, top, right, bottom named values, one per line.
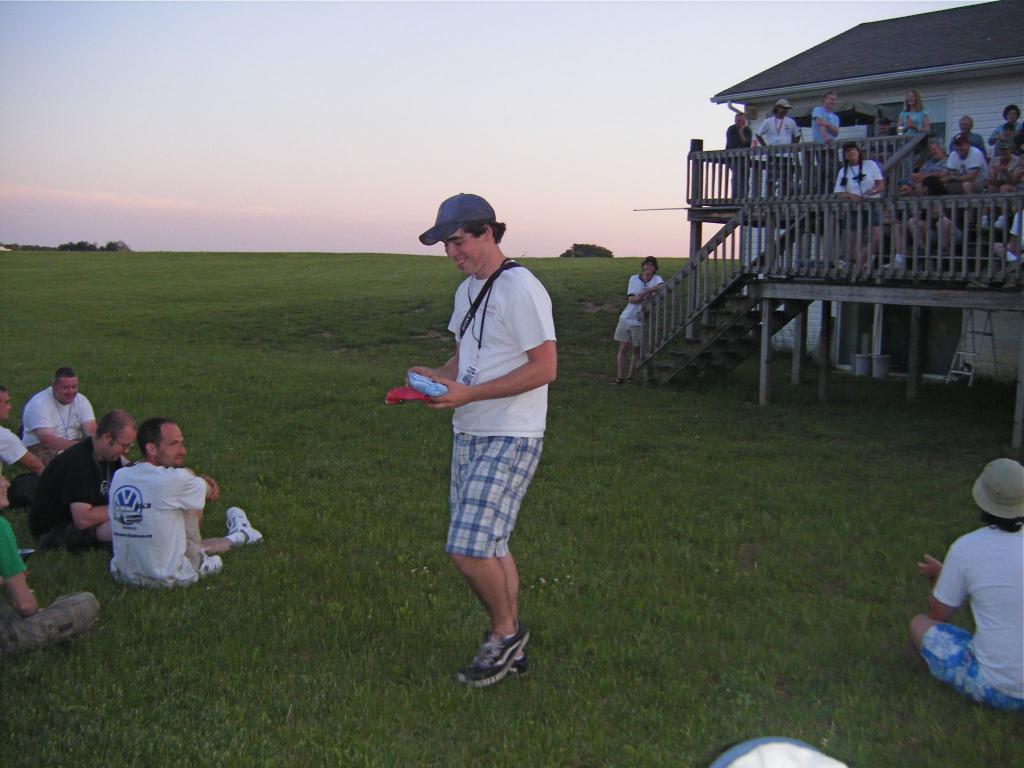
left=447, top=434, right=543, bottom=558
left=921, top=624, right=1024, bottom=711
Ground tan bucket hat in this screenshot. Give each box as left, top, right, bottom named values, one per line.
left=972, top=458, right=1024, bottom=519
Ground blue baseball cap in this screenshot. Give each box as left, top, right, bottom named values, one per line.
left=419, top=193, right=496, bottom=245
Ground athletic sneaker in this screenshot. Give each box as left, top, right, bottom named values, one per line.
left=508, top=650, right=529, bottom=677
left=198, top=554, right=223, bottom=578
left=475, top=629, right=528, bottom=677
left=457, top=624, right=529, bottom=688
left=225, top=507, right=263, bottom=546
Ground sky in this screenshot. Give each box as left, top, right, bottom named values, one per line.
left=0, top=0, right=983, bottom=258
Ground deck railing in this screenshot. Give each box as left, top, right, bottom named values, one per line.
left=641, top=193, right=1023, bottom=361
left=688, top=134, right=927, bottom=206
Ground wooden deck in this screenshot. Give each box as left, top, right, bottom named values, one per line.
left=640, top=136, right=1024, bottom=446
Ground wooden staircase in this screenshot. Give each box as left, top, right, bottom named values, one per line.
left=641, top=134, right=931, bottom=387
left=647, top=289, right=810, bottom=384
left=638, top=205, right=814, bottom=386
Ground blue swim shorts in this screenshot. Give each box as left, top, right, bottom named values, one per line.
left=921, top=624, right=1024, bottom=711
left=447, top=434, right=543, bottom=558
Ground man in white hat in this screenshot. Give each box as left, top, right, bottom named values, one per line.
left=755, top=99, right=801, bottom=196
left=909, top=458, right=1024, bottom=711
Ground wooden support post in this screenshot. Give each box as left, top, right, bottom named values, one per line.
left=687, top=219, right=702, bottom=341
left=791, top=304, right=807, bottom=385
left=907, top=306, right=922, bottom=401
left=759, top=300, right=772, bottom=406
left=872, top=303, right=884, bottom=356
left=818, top=300, right=831, bottom=403
left=1013, top=312, right=1024, bottom=450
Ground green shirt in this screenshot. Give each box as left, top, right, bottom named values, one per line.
left=0, top=517, right=27, bottom=580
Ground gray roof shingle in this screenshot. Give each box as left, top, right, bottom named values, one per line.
left=714, top=0, right=1023, bottom=101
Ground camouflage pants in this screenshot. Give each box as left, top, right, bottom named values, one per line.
left=0, top=592, right=100, bottom=657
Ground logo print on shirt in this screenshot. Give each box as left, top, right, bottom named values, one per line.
left=112, top=485, right=149, bottom=528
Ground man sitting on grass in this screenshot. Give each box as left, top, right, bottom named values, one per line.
left=1, top=476, right=100, bottom=657
left=910, top=458, right=1024, bottom=711
left=108, top=418, right=262, bottom=588
left=21, top=366, right=97, bottom=467
left=0, top=385, right=45, bottom=508
left=29, top=409, right=136, bottom=553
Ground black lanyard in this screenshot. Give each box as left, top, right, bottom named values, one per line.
left=459, top=259, right=521, bottom=349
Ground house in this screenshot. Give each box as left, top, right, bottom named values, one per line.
left=714, top=0, right=1024, bottom=151
left=639, top=0, right=1023, bottom=445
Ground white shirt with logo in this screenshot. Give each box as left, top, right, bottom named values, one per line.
left=109, top=462, right=207, bottom=588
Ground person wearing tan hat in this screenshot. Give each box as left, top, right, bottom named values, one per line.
left=909, top=458, right=1024, bottom=711
left=755, top=98, right=800, bottom=147
left=755, top=99, right=801, bottom=197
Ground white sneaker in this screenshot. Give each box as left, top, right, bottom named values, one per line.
left=226, top=506, right=263, bottom=546
left=198, top=553, right=223, bottom=578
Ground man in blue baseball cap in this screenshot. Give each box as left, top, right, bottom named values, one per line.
left=411, top=193, right=557, bottom=687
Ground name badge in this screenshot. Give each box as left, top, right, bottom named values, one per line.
left=462, top=365, right=478, bottom=386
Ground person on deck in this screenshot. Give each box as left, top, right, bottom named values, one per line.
left=988, top=104, right=1021, bottom=149
left=834, top=142, right=884, bottom=271
left=911, top=140, right=950, bottom=196
left=755, top=99, right=801, bottom=195
left=811, top=90, right=840, bottom=144
left=897, top=88, right=931, bottom=135
left=948, top=115, right=986, bottom=158
left=725, top=112, right=753, bottom=199
left=725, top=111, right=752, bottom=150
left=943, top=134, right=988, bottom=194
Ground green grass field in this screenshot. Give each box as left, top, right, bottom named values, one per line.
left=1, top=251, right=1021, bottom=766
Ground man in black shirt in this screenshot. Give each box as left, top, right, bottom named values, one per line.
left=725, top=112, right=753, bottom=200
left=29, top=410, right=136, bottom=552
left=725, top=111, right=752, bottom=150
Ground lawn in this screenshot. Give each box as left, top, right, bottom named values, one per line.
left=1, top=251, right=1020, bottom=767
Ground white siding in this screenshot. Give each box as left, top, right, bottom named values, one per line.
left=772, top=300, right=836, bottom=365
left=739, top=71, right=1023, bottom=150
left=961, top=309, right=1022, bottom=382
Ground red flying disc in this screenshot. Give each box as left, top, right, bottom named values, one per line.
left=385, top=386, right=432, bottom=405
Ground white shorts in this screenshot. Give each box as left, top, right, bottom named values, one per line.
left=614, top=319, right=641, bottom=347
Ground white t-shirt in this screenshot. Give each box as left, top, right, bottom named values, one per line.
left=945, top=147, right=989, bottom=184
left=619, top=273, right=665, bottom=324
left=447, top=265, right=556, bottom=438
left=833, top=160, right=884, bottom=197
left=0, top=425, right=28, bottom=469
left=108, top=462, right=208, bottom=588
left=21, top=388, right=95, bottom=448
left=756, top=115, right=801, bottom=146
left=932, top=526, right=1024, bottom=697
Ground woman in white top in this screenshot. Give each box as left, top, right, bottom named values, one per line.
left=612, top=257, right=665, bottom=384
left=834, top=142, right=885, bottom=272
